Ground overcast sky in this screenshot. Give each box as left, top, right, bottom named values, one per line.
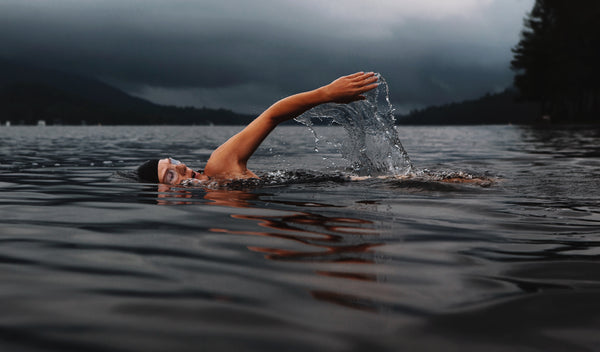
left=0, top=0, right=534, bottom=114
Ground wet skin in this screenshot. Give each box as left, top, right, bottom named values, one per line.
left=156, top=72, right=380, bottom=185
left=158, top=158, right=208, bottom=185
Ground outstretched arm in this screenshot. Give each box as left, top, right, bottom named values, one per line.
left=204, top=72, right=379, bottom=178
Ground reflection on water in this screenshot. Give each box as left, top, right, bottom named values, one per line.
left=157, top=184, right=384, bottom=312
left=1, top=125, right=599, bottom=351
left=520, top=125, right=600, bottom=157
left=156, top=183, right=264, bottom=207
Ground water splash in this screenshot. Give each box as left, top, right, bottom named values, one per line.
left=295, top=73, right=413, bottom=176
left=178, top=171, right=350, bottom=190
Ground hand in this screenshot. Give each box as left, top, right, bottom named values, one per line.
left=321, top=72, right=379, bottom=104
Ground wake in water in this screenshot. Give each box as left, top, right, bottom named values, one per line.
left=171, top=169, right=495, bottom=190
left=295, top=73, right=413, bottom=177
left=290, top=73, right=495, bottom=187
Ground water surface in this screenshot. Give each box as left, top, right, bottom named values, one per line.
left=1, top=124, right=599, bottom=352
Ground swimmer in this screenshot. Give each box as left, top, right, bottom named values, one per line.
left=136, top=72, right=379, bottom=185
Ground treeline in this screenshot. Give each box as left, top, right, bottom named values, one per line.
left=397, top=89, right=539, bottom=125
left=0, top=59, right=254, bottom=125
left=511, top=0, right=600, bottom=122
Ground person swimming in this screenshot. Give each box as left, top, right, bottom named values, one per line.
left=136, top=72, right=379, bottom=185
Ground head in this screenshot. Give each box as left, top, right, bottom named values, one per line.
left=158, top=157, right=207, bottom=185
left=136, top=159, right=160, bottom=183
left=137, top=158, right=207, bottom=185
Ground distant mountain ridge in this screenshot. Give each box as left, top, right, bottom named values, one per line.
left=0, top=59, right=254, bottom=125
left=0, top=58, right=154, bottom=110
left=1, top=59, right=543, bottom=126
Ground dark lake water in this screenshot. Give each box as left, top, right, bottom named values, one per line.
left=1, top=124, right=599, bottom=352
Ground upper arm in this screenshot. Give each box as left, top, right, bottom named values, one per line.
left=203, top=114, right=277, bottom=178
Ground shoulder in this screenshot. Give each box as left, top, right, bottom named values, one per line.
left=204, top=159, right=257, bottom=180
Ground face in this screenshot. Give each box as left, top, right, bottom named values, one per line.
left=158, top=158, right=207, bottom=185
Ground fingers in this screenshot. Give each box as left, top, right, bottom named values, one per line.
left=357, top=82, right=379, bottom=95
left=347, top=71, right=366, bottom=78
left=353, top=73, right=378, bottom=89
left=327, top=71, right=379, bottom=104
left=361, top=76, right=378, bottom=86
left=349, top=73, right=379, bottom=97
left=347, top=71, right=376, bottom=81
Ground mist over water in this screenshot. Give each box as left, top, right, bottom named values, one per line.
left=295, top=74, right=413, bottom=176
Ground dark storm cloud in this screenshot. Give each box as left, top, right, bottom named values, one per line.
left=0, top=0, right=534, bottom=113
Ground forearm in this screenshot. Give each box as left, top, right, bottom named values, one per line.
left=258, top=71, right=378, bottom=125
left=261, top=87, right=329, bottom=124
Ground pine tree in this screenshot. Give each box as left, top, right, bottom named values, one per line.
left=511, top=0, right=600, bottom=122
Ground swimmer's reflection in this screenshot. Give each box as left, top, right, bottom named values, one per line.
left=212, top=210, right=384, bottom=312
left=154, top=184, right=385, bottom=311
left=212, top=213, right=380, bottom=263
left=156, top=184, right=258, bottom=207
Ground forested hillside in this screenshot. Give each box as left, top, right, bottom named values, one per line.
left=397, top=89, right=539, bottom=125
left=0, top=59, right=253, bottom=125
